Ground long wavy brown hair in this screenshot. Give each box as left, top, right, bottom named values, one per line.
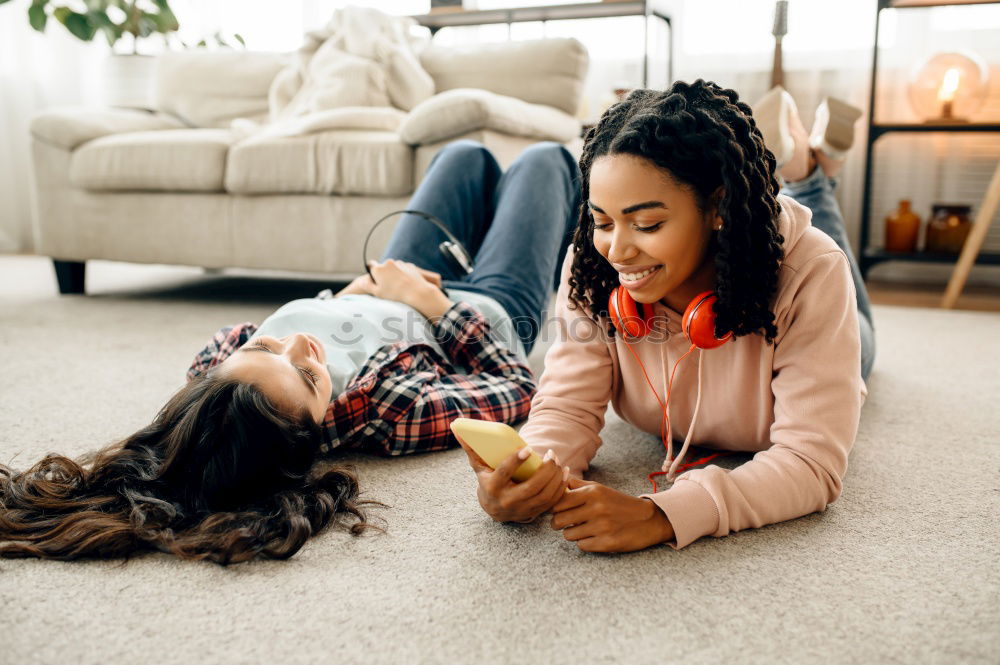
left=570, top=80, right=786, bottom=343
left=0, top=373, right=380, bottom=565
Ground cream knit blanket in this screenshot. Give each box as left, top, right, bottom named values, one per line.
left=234, top=6, right=434, bottom=139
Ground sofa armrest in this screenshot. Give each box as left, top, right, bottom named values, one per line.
left=31, top=107, right=186, bottom=151
left=398, top=89, right=581, bottom=147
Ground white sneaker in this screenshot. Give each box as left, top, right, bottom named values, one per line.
left=752, top=85, right=795, bottom=169
left=809, top=97, right=863, bottom=160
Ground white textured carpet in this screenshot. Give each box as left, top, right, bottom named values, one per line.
left=1, top=256, right=998, bottom=665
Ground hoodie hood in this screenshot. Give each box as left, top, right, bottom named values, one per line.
left=776, top=194, right=815, bottom=263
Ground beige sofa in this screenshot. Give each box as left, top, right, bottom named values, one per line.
left=30, top=38, right=588, bottom=294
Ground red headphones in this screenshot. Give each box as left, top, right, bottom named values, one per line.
left=607, top=287, right=732, bottom=348
left=607, top=286, right=732, bottom=491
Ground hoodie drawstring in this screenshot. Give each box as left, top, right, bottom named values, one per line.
left=622, top=339, right=730, bottom=494
left=666, top=348, right=704, bottom=479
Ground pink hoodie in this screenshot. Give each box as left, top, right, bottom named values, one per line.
left=519, top=194, right=868, bottom=549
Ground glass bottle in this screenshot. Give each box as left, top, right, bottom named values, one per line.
left=884, top=199, right=921, bottom=253
left=925, top=204, right=972, bottom=255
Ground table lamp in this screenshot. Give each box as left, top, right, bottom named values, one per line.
left=908, top=51, right=989, bottom=123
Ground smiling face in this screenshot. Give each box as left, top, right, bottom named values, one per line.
left=588, top=153, right=723, bottom=312
left=217, top=333, right=333, bottom=425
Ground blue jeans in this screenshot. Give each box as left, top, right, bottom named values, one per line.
left=381, top=140, right=581, bottom=355
left=781, top=168, right=876, bottom=381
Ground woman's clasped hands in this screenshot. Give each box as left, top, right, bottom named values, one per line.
left=458, top=440, right=675, bottom=552
left=336, top=259, right=450, bottom=321
left=550, top=477, right=675, bottom=553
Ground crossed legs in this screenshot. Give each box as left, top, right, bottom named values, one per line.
left=381, top=140, right=581, bottom=354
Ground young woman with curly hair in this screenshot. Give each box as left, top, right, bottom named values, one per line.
left=0, top=141, right=580, bottom=564
left=459, top=80, right=874, bottom=553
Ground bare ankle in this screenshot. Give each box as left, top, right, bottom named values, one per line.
left=813, top=147, right=844, bottom=179
left=782, top=153, right=819, bottom=184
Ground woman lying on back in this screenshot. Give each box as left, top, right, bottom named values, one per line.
left=0, top=141, right=579, bottom=564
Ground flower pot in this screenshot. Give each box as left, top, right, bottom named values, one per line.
left=101, top=54, right=156, bottom=109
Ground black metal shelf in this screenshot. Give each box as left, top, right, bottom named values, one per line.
left=863, top=249, right=1000, bottom=271
left=870, top=123, right=1000, bottom=139
left=884, top=0, right=998, bottom=8
left=858, top=0, right=1000, bottom=277
left=414, top=1, right=666, bottom=26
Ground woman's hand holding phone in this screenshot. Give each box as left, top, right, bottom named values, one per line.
left=457, top=439, right=570, bottom=524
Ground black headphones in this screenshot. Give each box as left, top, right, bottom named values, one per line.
left=361, top=209, right=474, bottom=284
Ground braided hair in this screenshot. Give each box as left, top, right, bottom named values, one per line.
left=569, top=79, right=785, bottom=344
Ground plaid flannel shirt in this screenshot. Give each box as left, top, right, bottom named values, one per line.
left=186, top=302, right=536, bottom=456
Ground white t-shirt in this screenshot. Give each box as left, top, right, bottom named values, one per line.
left=250, top=290, right=525, bottom=397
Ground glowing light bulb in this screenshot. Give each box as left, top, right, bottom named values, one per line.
left=937, top=68, right=961, bottom=104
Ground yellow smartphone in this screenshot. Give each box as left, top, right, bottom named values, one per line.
left=450, top=418, right=543, bottom=482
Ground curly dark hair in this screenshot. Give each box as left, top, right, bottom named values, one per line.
left=569, top=79, right=785, bottom=344
left=0, top=373, right=382, bottom=565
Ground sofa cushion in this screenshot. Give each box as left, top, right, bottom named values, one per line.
left=225, top=130, right=413, bottom=196
left=399, top=88, right=580, bottom=146
left=420, top=38, right=588, bottom=117
left=70, top=129, right=232, bottom=192
left=155, top=51, right=287, bottom=128
left=231, top=107, right=406, bottom=140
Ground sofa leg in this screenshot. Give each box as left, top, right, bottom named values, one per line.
left=53, top=259, right=86, bottom=295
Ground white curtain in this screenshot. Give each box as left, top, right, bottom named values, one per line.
left=0, top=0, right=104, bottom=254
left=0, top=0, right=424, bottom=255
left=166, top=0, right=425, bottom=51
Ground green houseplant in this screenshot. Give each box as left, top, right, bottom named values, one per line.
left=3, top=0, right=244, bottom=106
left=1, top=0, right=180, bottom=54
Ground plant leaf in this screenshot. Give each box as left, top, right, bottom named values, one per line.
left=27, top=3, right=47, bottom=32
left=233, top=33, right=245, bottom=47
left=59, top=10, right=97, bottom=41
left=102, top=25, right=121, bottom=46
left=149, top=0, right=178, bottom=30
left=89, top=12, right=123, bottom=47
left=137, top=13, right=157, bottom=37
left=87, top=10, right=113, bottom=28
left=148, top=9, right=177, bottom=34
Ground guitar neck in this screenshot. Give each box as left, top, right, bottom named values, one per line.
left=770, top=0, right=787, bottom=89
left=771, top=37, right=783, bottom=88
